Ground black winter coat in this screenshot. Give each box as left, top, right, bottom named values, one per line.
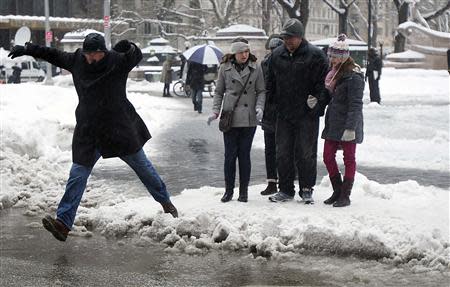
left=321, top=69, right=365, bottom=144
left=266, top=40, right=329, bottom=125
left=25, top=42, right=151, bottom=166
left=186, top=61, right=206, bottom=90
left=366, top=54, right=382, bottom=79
left=261, top=53, right=276, bottom=132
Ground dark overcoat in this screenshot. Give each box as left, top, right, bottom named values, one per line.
left=321, top=68, right=365, bottom=144
left=265, top=40, right=329, bottom=125
left=24, top=42, right=151, bottom=166
left=186, top=61, right=206, bottom=90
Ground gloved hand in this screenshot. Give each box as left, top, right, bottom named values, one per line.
left=341, top=129, right=356, bottom=141
left=8, top=45, right=26, bottom=59
left=207, top=113, right=218, bottom=125
left=113, top=40, right=132, bottom=53
left=256, top=108, right=263, bottom=122
left=373, top=71, right=379, bottom=80
left=307, top=95, right=318, bottom=109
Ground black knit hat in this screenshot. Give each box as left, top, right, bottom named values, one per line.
left=280, top=18, right=305, bottom=38
left=82, top=33, right=107, bottom=52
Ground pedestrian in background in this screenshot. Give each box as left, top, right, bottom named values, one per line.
left=365, top=48, right=382, bottom=104
left=207, top=37, right=266, bottom=203
left=260, top=36, right=284, bottom=196
left=186, top=61, right=207, bottom=113
left=161, top=56, right=173, bottom=97
left=265, top=18, right=329, bottom=204
left=322, top=34, right=365, bottom=207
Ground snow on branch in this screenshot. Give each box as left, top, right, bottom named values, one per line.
left=322, top=0, right=345, bottom=14
left=116, top=10, right=203, bottom=31
left=423, top=0, right=450, bottom=21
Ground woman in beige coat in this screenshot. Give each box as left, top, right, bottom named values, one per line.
left=207, top=37, right=266, bottom=203
left=160, top=56, right=173, bottom=97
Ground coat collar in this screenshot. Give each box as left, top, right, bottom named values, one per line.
left=224, top=60, right=256, bottom=85
left=279, top=39, right=309, bottom=58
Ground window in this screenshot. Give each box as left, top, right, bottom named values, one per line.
left=21, top=62, right=29, bottom=70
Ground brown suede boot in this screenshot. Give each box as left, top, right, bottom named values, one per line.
left=260, top=182, right=277, bottom=196
left=42, top=215, right=70, bottom=242
left=161, top=202, right=179, bottom=218
left=333, top=178, right=354, bottom=207
left=324, top=173, right=342, bottom=205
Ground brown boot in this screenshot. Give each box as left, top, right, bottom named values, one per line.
left=161, top=202, right=178, bottom=218
left=260, top=182, right=277, bottom=196
left=42, top=215, right=70, bottom=242
left=324, top=173, right=342, bottom=205
left=333, top=178, right=354, bottom=207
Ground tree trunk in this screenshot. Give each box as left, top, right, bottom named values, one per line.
left=338, top=1, right=348, bottom=34
left=394, top=1, right=409, bottom=53
left=262, top=0, right=271, bottom=35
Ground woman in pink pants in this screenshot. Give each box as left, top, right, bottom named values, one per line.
left=321, top=34, right=365, bottom=207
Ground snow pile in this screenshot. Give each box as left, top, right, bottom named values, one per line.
left=63, top=175, right=449, bottom=272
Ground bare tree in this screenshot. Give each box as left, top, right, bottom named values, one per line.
left=275, top=0, right=310, bottom=29
left=392, top=0, right=409, bottom=52
left=322, top=0, right=358, bottom=35
left=261, top=0, right=272, bottom=35
left=208, top=0, right=238, bottom=28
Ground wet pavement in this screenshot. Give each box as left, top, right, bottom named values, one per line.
left=1, top=96, right=449, bottom=286
left=2, top=208, right=449, bottom=287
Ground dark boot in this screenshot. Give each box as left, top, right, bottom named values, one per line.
left=324, top=173, right=342, bottom=205
left=260, top=182, right=277, bottom=196
left=42, top=215, right=70, bottom=242
left=238, top=186, right=248, bottom=202
left=333, top=178, right=354, bottom=207
left=161, top=202, right=179, bottom=218
left=221, top=189, right=234, bottom=202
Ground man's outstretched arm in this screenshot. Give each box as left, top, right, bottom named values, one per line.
left=9, top=43, right=76, bottom=73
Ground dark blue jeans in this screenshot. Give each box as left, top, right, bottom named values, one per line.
left=192, top=88, right=203, bottom=112
left=56, top=149, right=171, bottom=229
left=223, top=127, right=256, bottom=190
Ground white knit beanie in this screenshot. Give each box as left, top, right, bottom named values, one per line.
left=230, top=41, right=250, bottom=54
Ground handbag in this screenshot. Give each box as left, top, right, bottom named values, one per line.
left=218, top=69, right=253, bottom=133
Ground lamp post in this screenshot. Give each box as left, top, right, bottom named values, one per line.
left=368, top=0, right=372, bottom=49
left=104, top=0, right=111, bottom=50
left=43, top=0, right=53, bottom=85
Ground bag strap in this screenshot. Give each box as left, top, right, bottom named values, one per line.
left=233, top=68, right=253, bottom=110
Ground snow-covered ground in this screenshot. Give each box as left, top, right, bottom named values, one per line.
left=0, top=68, right=449, bottom=272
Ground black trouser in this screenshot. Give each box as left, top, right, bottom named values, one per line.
left=368, top=75, right=380, bottom=103
left=223, top=127, right=257, bottom=190
left=163, top=83, right=171, bottom=96
left=264, top=130, right=277, bottom=181
left=276, top=117, right=319, bottom=196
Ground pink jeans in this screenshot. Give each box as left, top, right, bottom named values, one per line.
left=323, top=139, right=357, bottom=179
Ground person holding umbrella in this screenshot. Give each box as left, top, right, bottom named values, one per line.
left=186, top=60, right=207, bottom=113
left=207, top=37, right=266, bottom=203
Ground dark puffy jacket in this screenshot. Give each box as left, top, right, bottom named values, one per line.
left=321, top=68, right=365, bottom=144
left=266, top=40, right=329, bottom=124
left=261, top=53, right=276, bottom=132
left=24, top=41, right=150, bottom=166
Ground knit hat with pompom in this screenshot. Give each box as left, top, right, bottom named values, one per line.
left=327, top=34, right=350, bottom=59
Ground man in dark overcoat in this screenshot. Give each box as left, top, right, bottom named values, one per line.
left=265, top=19, right=329, bottom=204
left=8, top=33, right=178, bottom=242
left=365, top=48, right=382, bottom=104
